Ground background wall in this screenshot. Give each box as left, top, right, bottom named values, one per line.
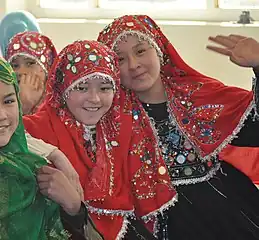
left=1, top=0, right=259, bottom=90
left=40, top=22, right=259, bottom=90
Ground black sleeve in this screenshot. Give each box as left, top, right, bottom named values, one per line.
left=123, top=218, right=157, bottom=240
left=60, top=202, right=87, bottom=240
left=230, top=69, right=259, bottom=147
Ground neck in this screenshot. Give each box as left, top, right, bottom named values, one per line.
left=136, top=76, right=166, bottom=104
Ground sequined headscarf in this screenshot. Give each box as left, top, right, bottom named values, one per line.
left=6, top=31, right=57, bottom=76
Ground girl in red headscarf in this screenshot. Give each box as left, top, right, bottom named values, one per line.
left=6, top=31, right=57, bottom=115
left=23, top=39, right=163, bottom=239
left=97, top=15, right=259, bottom=239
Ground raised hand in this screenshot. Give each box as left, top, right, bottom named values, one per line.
left=18, top=72, right=45, bottom=114
left=207, top=34, right=259, bottom=69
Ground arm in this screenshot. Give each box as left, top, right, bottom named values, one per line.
left=26, top=132, right=84, bottom=199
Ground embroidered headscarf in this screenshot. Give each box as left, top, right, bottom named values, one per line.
left=0, top=58, right=69, bottom=239
left=23, top=40, right=137, bottom=239
left=6, top=31, right=57, bottom=76
left=98, top=14, right=254, bottom=160
left=0, top=11, right=41, bottom=58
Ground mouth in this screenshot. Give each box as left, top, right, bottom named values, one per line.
left=132, top=72, right=147, bottom=80
left=0, top=125, right=9, bottom=131
left=83, top=107, right=101, bottom=112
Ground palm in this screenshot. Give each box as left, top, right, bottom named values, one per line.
left=207, top=34, right=259, bottom=68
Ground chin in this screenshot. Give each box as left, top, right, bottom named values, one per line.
left=0, top=137, right=11, bottom=147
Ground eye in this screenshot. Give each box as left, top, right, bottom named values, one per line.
left=11, top=62, right=19, bottom=69
left=136, top=48, right=146, bottom=55
left=100, top=86, right=113, bottom=92
left=76, top=86, right=88, bottom=91
left=27, top=61, right=36, bottom=67
left=4, top=98, right=16, bottom=104
left=118, top=57, right=125, bottom=63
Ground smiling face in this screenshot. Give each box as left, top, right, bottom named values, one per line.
left=116, top=35, right=161, bottom=93
left=65, top=76, right=115, bottom=125
left=0, top=81, right=19, bottom=147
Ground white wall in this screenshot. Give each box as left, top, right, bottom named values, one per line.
left=39, top=22, right=259, bottom=90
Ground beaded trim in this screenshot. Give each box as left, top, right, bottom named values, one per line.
left=172, top=162, right=220, bottom=186
left=85, top=203, right=135, bottom=217
left=142, top=194, right=178, bottom=223
left=203, top=100, right=255, bottom=160
left=63, top=72, right=115, bottom=100
left=8, top=52, right=48, bottom=76
left=112, top=30, right=164, bottom=64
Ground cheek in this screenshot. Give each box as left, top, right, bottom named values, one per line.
left=102, top=93, right=114, bottom=110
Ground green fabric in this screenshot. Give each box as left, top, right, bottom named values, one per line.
left=0, top=58, right=69, bottom=240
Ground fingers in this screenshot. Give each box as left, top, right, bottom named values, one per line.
left=206, top=46, right=232, bottom=56
left=38, top=165, right=59, bottom=174
left=208, top=35, right=237, bottom=49
left=229, top=34, right=247, bottom=42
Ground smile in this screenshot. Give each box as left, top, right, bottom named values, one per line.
left=0, top=125, right=9, bottom=132
left=83, top=107, right=101, bottom=112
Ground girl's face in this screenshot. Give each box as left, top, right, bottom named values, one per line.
left=116, top=35, right=161, bottom=94
left=66, top=76, right=115, bottom=125
left=0, top=81, right=19, bottom=147
left=10, top=56, right=46, bottom=84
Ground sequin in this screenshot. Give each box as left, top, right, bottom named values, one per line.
left=158, top=166, right=166, bottom=175
left=126, top=22, right=134, bottom=27
left=111, top=141, right=119, bottom=147
left=40, top=55, right=46, bottom=63
left=30, top=41, right=37, bottom=49
left=187, top=153, right=196, bottom=162
left=176, top=154, right=186, bottom=164
left=13, top=44, right=20, bottom=50
left=184, top=167, right=192, bottom=176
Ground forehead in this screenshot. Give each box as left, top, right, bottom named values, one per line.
left=116, top=35, right=149, bottom=53
left=11, top=55, right=34, bottom=63
left=0, top=81, right=15, bottom=96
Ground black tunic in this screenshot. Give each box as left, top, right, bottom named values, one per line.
left=141, top=101, right=259, bottom=240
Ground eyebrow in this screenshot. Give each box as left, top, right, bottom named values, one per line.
left=4, top=92, right=16, bottom=98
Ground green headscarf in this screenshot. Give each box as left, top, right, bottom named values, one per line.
left=0, top=58, right=69, bottom=240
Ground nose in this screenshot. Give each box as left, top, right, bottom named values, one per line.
left=128, top=55, right=140, bottom=71
left=87, top=89, right=101, bottom=104
left=0, top=108, right=8, bottom=122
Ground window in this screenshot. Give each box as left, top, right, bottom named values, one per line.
left=40, top=0, right=90, bottom=9
left=29, top=0, right=259, bottom=22
left=98, top=0, right=207, bottom=9
left=218, top=0, right=259, bottom=9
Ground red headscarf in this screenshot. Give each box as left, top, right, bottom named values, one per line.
left=6, top=31, right=57, bottom=114
left=97, top=14, right=259, bottom=231
left=6, top=31, right=57, bottom=75
left=23, top=40, right=176, bottom=239
left=98, top=14, right=255, bottom=161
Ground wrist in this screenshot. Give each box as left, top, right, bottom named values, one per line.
left=62, top=198, right=81, bottom=216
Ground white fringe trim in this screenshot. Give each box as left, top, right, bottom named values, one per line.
left=141, top=194, right=178, bottom=223
left=115, top=218, right=131, bottom=240
left=203, top=100, right=255, bottom=161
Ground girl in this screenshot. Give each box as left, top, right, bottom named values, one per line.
left=97, top=15, right=259, bottom=239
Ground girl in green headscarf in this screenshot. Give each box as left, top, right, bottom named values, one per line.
left=0, top=57, right=72, bottom=239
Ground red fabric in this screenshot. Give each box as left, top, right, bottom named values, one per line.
left=220, top=146, right=259, bottom=184
left=97, top=14, right=254, bottom=160
left=6, top=31, right=57, bottom=74
left=6, top=31, right=57, bottom=114
left=23, top=40, right=177, bottom=238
